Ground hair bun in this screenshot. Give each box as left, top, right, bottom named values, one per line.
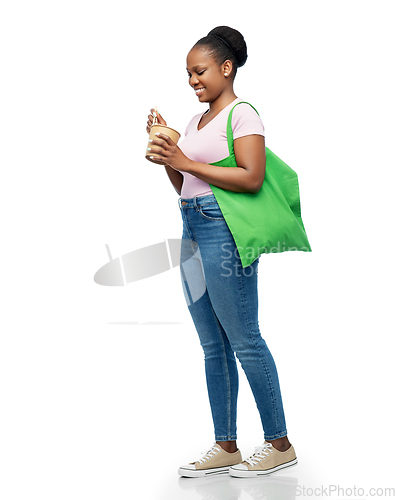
left=207, top=26, right=248, bottom=68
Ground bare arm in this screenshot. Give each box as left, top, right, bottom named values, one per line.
left=163, top=165, right=183, bottom=195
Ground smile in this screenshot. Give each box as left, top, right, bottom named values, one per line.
left=195, top=87, right=205, bottom=96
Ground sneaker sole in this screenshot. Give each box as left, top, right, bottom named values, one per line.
left=229, top=458, right=298, bottom=478
left=178, top=466, right=230, bottom=478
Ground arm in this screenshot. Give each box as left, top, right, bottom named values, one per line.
left=149, top=133, right=266, bottom=194
left=164, top=165, right=183, bottom=195
left=146, top=109, right=183, bottom=195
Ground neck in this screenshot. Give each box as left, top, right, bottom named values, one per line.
left=208, top=89, right=237, bottom=114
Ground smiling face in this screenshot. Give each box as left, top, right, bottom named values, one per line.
left=186, top=46, right=233, bottom=103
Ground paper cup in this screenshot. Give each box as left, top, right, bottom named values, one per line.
left=145, top=124, right=181, bottom=165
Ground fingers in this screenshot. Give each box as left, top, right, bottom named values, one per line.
left=152, top=133, right=175, bottom=146
left=146, top=109, right=167, bottom=134
left=147, top=137, right=167, bottom=157
left=150, top=108, right=167, bottom=126
left=146, top=110, right=156, bottom=133
left=147, top=134, right=175, bottom=158
left=146, top=118, right=153, bottom=133
left=147, top=141, right=167, bottom=157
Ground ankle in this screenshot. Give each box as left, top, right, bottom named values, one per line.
left=216, top=440, right=238, bottom=454
left=267, top=436, right=291, bottom=452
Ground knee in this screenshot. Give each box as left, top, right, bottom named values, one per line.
left=230, top=331, right=269, bottom=360
left=199, top=339, right=235, bottom=362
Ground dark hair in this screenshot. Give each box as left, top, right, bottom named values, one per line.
left=193, top=26, right=248, bottom=76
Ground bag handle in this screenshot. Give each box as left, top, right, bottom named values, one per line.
left=226, top=101, right=260, bottom=157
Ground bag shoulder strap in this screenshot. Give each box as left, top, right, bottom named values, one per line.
left=226, top=101, right=260, bottom=156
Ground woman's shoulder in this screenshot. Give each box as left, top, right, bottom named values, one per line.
left=232, top=100, right=261, bottom=118
left=232, top=100, right=265, bottom=138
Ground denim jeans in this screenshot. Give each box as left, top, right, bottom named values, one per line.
left=178, top=194, right=288, bottom=442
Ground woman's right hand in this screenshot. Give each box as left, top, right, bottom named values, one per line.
left=146, top=108, right=167, bottom=134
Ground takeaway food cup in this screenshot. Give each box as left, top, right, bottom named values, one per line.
left=145, top=124, right=181, bottom=165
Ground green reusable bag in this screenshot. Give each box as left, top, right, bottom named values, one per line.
left=209, top=101, right=312, bottom=268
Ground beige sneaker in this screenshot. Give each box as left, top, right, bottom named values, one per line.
left=178, top=443, right=243, bottom=478
left=229, top=442, right=297, bottom=477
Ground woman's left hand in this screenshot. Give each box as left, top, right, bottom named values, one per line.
left=148, top=133, right=191, bottom=172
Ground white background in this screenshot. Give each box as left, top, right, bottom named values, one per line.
left=1, top=1, right=395, bottom=499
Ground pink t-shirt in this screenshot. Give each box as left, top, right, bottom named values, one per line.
left=178, top=98, right=265, bottom=198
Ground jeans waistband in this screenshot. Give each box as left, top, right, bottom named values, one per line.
left=178, top=194, right=217, bottom=209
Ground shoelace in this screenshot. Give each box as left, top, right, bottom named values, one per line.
left=198, top=444, right=221, bottom=464
left=245, top=442, right=274, bottom=466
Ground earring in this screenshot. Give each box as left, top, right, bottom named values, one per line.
left=224, top=73, right=228, bottom=77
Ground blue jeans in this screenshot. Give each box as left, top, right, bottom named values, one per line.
left=178, top=194, right=288, bottom=442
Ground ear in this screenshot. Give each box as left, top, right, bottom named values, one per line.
left=222, top=59, right=234, bottom=77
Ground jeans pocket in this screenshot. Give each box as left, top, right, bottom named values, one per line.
left=198, top=203, right=225, bottom=221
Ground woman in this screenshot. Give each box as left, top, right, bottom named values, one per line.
left=146, top=26, right=298, bottom=478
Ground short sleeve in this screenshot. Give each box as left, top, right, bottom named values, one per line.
left=231, top=103, right=265, bottom=139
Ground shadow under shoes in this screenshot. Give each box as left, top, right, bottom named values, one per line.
left=178, top=444, right=242, bottom=478
left=229, top=442, right=298, bottom=478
